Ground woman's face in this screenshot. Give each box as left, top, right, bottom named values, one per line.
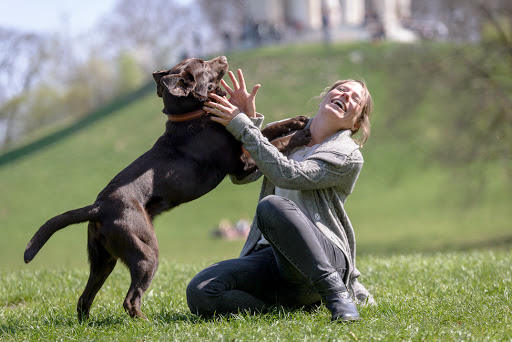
left=318, top=81, right=364, bottom=130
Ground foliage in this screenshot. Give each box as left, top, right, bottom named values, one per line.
left=115, top=52, right=146, bottom=96
left=96, top=0, right=189, bottom=70
left=0, top=28, right=60, bottom=146
left=3, top=0, right=511, bottom=162
left=407, top=0, right=512, bottom=176
left=374, top=42, right=511, bottom=190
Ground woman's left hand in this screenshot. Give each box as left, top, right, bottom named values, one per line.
left=204, top=93, right=241, bottom=127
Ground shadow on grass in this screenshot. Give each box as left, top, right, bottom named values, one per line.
left=150, top=304, right=322, bottom=324
left=0, top=309, right=258, bottom=336
left=151, top=310, right=203, bottom=324
left=0, top=312, right=163, bottom=335
left=0, top=81, right=154, bottom=168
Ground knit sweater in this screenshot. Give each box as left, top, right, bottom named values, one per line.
left=226, top=113, right=373, bottom=304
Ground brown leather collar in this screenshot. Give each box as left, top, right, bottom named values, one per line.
left=167, top=109, right=208, bottom=122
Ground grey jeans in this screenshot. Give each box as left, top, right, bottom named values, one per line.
left=186, top=195, right=347, bottom=316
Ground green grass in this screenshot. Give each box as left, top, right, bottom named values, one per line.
left=1, top=249, right=511, bottom=340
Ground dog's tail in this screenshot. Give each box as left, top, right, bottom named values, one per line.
left=24, top=204, right=100, bottom=263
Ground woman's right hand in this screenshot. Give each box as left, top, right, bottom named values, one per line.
left=221, top=69, right=260, bottom=118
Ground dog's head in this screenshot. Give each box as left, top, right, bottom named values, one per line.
left=153, top=56, right=228, bottom=115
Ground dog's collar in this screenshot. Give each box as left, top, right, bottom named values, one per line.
left=167, top=109, right=208, bottom=122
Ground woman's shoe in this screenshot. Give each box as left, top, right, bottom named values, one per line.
left=312, top=272, right=360, bottom=322
left=324, top=292, right=360, bottom=322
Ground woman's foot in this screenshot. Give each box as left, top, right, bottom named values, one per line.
left=312, top=272, right=360, bottom=322
left=324, top=292, right=360, bottom=322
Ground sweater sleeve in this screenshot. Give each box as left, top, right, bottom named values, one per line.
left=228, top=113, right=265, bottom=185
left=226, top=113, right=358, bottom=190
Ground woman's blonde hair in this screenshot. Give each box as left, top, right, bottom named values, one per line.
left=317, top=79, right=373, bottom=146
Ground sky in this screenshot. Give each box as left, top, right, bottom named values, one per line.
left=0, top=0, right=195, bottom=35
left=0, top=0, right=121, bottom=35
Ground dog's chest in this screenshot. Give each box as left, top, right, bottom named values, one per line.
left=176, top=128, right=239, bottom=164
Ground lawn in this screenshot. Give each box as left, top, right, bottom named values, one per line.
left=1, top=249, right=511, bottom=340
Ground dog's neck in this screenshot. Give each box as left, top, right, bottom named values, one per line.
left=167, top=109, right=208, bottom=122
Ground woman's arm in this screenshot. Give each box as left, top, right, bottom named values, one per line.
left=204, top=70, right=360, bottom=190
left=225, top=113, right=358, bottom=190
left=228, top=113, right=265, bottom=185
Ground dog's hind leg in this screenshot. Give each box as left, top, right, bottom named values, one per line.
left=77, top=233, right=117, bottom=321
left=121, top=229, right=159, bottom=319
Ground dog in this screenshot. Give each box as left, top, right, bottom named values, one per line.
left=24, top=56, right=310, bottom=321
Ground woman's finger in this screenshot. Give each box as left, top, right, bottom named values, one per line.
left=204, top=104, right=224, bottom=116
left=237, top=69, right=246, bottom=92
left=210, top=115, right=229, bottom=126
left=228, top=70, right=240, bottom=90
left=249, top=84, right=261, bottom=99
left=220, top=79, right=233, bottom=95
left=204, top=99, right=237, bottom=115
left=208, top=93, right=231, bottom=107
left=204, top=100, right=221, bottom=110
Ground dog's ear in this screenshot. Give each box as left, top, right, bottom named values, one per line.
left=153, top=70, right=169, bottom=97
left=160, top=67, right=197, bottom=97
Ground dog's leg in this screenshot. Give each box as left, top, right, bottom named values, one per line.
left=121, top=228, right=159, bottom=319
left=268, top=128, right=311, bottom=152
left=261, top=116, right=309, bottom=141
left=77, top=229, right=117, bottom=322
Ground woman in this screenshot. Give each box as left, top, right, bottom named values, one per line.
left=186, top=69, right=374, bottom=322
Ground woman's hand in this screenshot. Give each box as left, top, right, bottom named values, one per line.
left=204, top=93, right=241, bottom=127
left=221, top=69, right=260, bottom=118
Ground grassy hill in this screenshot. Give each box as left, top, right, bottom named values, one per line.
left=0, top=42, right=510, bottom=272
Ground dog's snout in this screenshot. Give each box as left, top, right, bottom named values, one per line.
left=218, top=56, right=227, bottom=64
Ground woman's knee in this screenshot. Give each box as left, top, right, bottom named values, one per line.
left=256, top=195, right=286, bottom=230
left=257, top=194, right=282, bottom=212
left=186, top=272, right=218, bottom=317
left=257, top=195, right=306, bottom=235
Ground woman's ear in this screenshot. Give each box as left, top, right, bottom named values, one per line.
left=351, top=119, right=361, bottom=132
left=353, top=123, right=360, bottom=131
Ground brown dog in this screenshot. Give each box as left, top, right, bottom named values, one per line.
left=24, top=56, right=310, bottom=321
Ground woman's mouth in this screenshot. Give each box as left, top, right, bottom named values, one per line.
left=332, top=99, right=346, bottom=112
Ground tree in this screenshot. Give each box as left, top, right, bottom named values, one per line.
left=0, top=28, right=57, bottom=146
left=196, top=0, right=246, bottom=51
left=98, top=0, right=189, bottom=71
left=388, top=0, right=512, bottom=188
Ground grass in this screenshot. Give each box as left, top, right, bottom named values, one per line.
left=1, top=249, right=511, bottom=340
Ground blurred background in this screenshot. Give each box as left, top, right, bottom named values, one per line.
left=0, top=0, right=510, bottom=270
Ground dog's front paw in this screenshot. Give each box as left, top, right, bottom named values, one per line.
left=287, top=116, right=309, bottom=130
left=288, top=128, right=312, bottom=149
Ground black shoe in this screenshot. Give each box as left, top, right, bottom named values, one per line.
left=312, top=272, right=361, bottom=322
left=324, top=292, right=361, bottom=322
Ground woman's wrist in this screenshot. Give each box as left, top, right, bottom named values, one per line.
left=226, top=113, right=253, bottom=139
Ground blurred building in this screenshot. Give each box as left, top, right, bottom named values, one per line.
left=240, top=0, right=418, bottom=44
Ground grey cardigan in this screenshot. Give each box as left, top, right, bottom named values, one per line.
left=226, top=113, right=373, bottom=304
